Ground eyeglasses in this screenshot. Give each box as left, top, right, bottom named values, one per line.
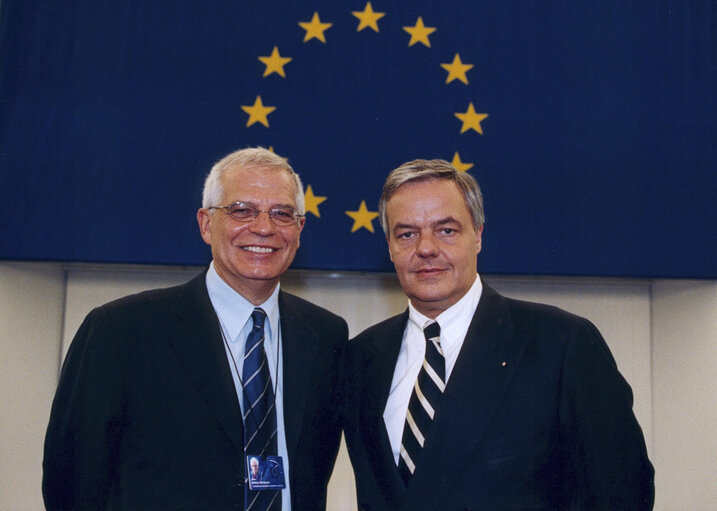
left=209, top=201, right=304, bottom=227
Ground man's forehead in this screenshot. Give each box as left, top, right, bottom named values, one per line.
left=387, top=182, right=471, bottom=228
left=224, top=164, right=288, bottom=179
left=388, top=182, right=465, bottom=210
left=222, top=166, right=295, bottom=193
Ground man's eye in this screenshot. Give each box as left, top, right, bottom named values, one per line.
left=397, top=232, right=415, bottom=239
left=230, top=206, right=254, bottom=217
left=273, top=209, right=293, bottom=218
left=441, top=228, right=455, bottom=235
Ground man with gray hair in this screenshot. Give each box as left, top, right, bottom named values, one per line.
left=343, top=158, right=654, bottom=510
left=43, top=147, right=348, bottom=510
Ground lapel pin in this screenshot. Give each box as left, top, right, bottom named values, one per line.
left=501, top=361, right=507, bottom=367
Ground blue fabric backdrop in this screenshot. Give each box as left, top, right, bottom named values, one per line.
left=1, top=1, right=714, bottom=277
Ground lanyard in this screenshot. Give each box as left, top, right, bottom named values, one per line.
left=219, top=316, right=281, bottom=437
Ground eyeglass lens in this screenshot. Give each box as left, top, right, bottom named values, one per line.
left=227, top=202, right=297, bottom=226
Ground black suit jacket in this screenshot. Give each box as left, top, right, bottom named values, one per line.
left=343, top=283, right=654, bottom=511
left=43, top=271, right=348, bottom=510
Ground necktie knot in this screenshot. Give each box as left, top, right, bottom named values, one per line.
left=423, top=321, right=440, bottom=342
left=251, top=308, right=266, bottom=331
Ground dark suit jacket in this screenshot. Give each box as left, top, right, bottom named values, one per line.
left=43, top=271, right=348, bottom=510
left=343, top=284, right=654, bottom=511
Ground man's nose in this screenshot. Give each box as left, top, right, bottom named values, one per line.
left=416, top=233, right=439, bottom=257
left=248, top=210, right=277, bottom=234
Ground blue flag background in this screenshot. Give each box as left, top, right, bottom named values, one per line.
left=1, top=1, right=714, bottom=277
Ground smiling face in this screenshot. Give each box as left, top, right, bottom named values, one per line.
left=386, top=178, right=482, bottom=318
left=197, top=165, right=305, bottom=304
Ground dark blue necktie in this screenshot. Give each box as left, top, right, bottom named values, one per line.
left=397, top=321, right=445, bottom=485
left=242, top=308, right=281, bottom=510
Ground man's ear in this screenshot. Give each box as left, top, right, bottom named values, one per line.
left=197, top=208, right=212, bottom=246
left=295, top=216, right=306, bottom=248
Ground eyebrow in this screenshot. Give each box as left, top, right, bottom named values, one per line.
left=392, top=216, right=461, bottom=231
left=230, top=200, right=297, bottom=210
left=434, top=217, right=460, bottom=227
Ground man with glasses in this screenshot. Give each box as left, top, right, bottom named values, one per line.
left=43, top=147, right=348, bottom=511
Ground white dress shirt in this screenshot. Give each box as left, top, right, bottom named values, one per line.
left=383, top=274, right=483, bottom=464
left=206, top=262, right=291, bottom=510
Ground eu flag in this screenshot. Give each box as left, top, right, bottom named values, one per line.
left=1, top=1, right=714, bottom=277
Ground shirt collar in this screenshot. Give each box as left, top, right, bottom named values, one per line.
left=205, top=261, right=280, bottom=345
left=407, top=274, right=483, bottom=348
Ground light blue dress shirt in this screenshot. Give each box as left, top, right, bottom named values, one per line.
left=206, top=262, right=291, bottom=510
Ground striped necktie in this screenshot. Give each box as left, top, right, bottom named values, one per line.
left=397, top=321, right=445, bottom=485
left=242, top=308, right=281, bottom=510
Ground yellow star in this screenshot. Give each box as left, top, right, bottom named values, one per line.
left=403, top=17, right=436, bottom=47
left=345, top=200, right=379, bottom=233
left=299, top=12, right=332, bottom=43
left=258, top=46, right=292, bottom=78
left=455, top=102, right=489, bottom=134
left=441, top=53, right=474, bottom=85
left=352, top=2, right=385, bottom=32
left=304, top=185, right=327, bottom=218
left=241, top=96, right=276, bottom=128
left=451, top=152, right=474, bottom=172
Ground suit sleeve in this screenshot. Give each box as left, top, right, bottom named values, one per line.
left=560, top=318, right=655, bottom=510
left=43, top=307, right=127, bottom=510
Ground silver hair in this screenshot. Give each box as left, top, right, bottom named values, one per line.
left=378, top=159, right=484, bottom=235
left=201, top=147, right=305, bottom=215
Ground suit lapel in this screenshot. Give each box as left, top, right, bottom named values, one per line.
left=358, top=312, right=409, bottom=503
left=278, top=292, right=320, bottom=462
left=402, top=284, right=528, bottom=510
left=168, top=271, right=244, bottom=451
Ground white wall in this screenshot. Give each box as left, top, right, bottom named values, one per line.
left=1, top=261, right=715, bottom=509
left=0, top=263, right=65, bottom=511
left=652, top=280, right=717, bottom=510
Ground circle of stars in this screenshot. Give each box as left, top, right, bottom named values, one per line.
left=240, top=3, right=490, bottom=233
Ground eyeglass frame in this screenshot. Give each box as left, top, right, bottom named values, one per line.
left=208, top=201, right=305, bottom=227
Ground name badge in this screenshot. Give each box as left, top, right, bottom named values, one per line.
left=246, top=455, right=286, bottom=490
